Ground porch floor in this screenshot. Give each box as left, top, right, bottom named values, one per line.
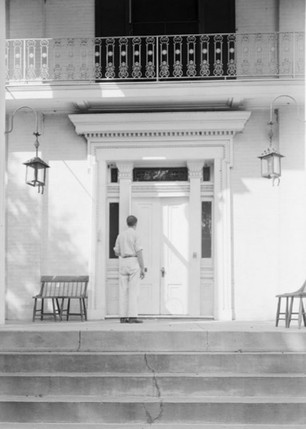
left=0, top=319, right=303, bottom=332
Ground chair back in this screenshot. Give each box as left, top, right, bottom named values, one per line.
left=295, top=280, right=306, bottom=294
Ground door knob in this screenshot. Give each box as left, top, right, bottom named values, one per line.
left=161, top=267, right=166, bottom=277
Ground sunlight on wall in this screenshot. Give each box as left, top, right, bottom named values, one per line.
left=47, top=159, right=91, bottom=274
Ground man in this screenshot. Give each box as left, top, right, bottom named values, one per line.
left=113, top=215, right=145, bottom=323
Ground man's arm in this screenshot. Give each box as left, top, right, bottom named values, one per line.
left=113, top=236, right=120, bottom=257
left=136, top=249, right=145, bottom=279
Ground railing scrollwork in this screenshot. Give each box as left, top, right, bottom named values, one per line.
left=5, top=32, right=304, bottom=84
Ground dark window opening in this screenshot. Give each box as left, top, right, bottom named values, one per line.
left=111, top=168, right=119, bottom=183
left=109, top=202, right=119, bottom=258
left=95, top=0, right=235, bottom=81
left=95, top=0, right=235, bottom=38
left=203, top=166, right=211, bottom=182
left=133, top=167, right=188, bottom=182
left=202, top=201, right=212, bottom=258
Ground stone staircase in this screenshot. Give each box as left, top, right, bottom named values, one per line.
left=0, top=324, right=305, bottom=428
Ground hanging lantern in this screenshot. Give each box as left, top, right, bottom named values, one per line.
left=23, top=132, right=49, bottom=194
left=258, top=118, right=284, bottom=186
left=258, top=147, right=284, bottom=180
left=6, top=106, right=50, bottom=194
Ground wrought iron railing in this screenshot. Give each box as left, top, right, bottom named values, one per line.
left=5, top=32, right=304, bottom=83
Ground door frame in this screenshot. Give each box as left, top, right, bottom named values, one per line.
left=69, top=111, right=251, bottom=320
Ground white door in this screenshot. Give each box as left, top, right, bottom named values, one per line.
left=132, top=197, right=189, bottom=315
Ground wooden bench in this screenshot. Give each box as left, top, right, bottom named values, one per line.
left=32, top=276, right=89, bottom=322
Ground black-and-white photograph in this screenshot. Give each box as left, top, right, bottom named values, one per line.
left=0, top=0, right=305, bottom=427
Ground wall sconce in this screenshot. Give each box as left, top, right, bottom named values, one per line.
left=258, top=95, right=297, bottom=186
left=6, top=106, right=49, bottom=194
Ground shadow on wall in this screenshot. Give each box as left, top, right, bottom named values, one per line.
left=6, top=153, right=88, bottom=321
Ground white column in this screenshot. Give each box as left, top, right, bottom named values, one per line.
left=0, top=0, right=6, bottom=324
left=116, top=162, right=133, bottom=232
left=88, top=157, right=107, bottom=319
left=214, top=158, right=232, bottom=320
left=187, top=161, right=204, bottom=316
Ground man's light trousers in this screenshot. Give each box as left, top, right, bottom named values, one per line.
left=119, top=257, right=140, bottom=318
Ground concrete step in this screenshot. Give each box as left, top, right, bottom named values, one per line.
left=0, top=373, right=306, bottom=397
left=0, top=425, right=305, bottom=429
left=0, top=352, right=305, bottom=374
left=1, top=330, right=306, bottom=352
left=0, top=396, right=306, bottom=424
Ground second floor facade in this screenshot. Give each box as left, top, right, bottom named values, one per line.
left=5, top=0, right=305, bottom=86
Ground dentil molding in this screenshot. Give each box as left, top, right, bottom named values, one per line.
left=69, top=111, right=251, bottom=140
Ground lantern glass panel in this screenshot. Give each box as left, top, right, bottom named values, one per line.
left=272, top=154, right=281, bottom=176
left=260, top=156, right=271, bottom=178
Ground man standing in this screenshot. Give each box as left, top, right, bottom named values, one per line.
left=114, top=215, right=145, bottom=323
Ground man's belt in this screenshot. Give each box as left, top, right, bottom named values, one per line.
left=122, top=255, right=137, bottom=258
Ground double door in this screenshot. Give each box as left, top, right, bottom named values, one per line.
left=132, top=197, right=189, bottom=315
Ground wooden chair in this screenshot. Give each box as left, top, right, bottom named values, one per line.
left=276, top=280, right=306, bottom=328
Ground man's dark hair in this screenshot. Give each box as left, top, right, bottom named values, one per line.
left=127, top=215, right=138, bottom=227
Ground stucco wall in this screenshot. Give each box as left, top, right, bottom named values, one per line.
left=7, top=0, right=304, bottom=38
left=6, top=107, right=305, bottom=321
left=6, top=113, right=91, bottom=320
left=4, top=0, right=305, bottom=321
left=7, top=0, right=95, bottom=38
left=232, top=107, right=306, bottom=320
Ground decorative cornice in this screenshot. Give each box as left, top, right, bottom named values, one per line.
left=84, top=129, right=236, bottom=139
left=69, top=111, right=251, bottom=140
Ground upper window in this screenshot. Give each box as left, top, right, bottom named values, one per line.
left=95, top=0, right=235, bottom=37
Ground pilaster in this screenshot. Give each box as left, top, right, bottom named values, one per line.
left=116, top=161, right=134, bottom=232
left=187, top=161, right=204, bottom=316
left=0, top=0, right=6, bottom=324
left=89, top=157, right=107, bottom=319
left=214, top=158, right=233, bottom=321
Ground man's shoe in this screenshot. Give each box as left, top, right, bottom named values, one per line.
left=120, top=317, right=128, bottom=323
left=128, top=318, right=143, bottom=323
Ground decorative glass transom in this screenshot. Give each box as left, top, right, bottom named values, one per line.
left=133, top=167, right=188, bottom=182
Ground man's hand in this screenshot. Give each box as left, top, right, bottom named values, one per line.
left=140, top=269, right=145, bottom=280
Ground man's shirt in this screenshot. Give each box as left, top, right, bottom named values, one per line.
left=114, top=227, right=143, bottom=257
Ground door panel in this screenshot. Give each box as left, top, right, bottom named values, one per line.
left=132, top=199, right=160, bottom=314
left=161, top=199, right=189, bottom=315
left=132, top=197, right=189, bottom=315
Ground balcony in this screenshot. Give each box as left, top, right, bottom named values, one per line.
left=5, top=32, right=304, bottom=85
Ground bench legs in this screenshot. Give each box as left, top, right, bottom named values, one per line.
left=60, top=298, right=87, bottom=321
left=33, top=297, right=87, bottom=322
left=32, top=298, right=62, bottom=322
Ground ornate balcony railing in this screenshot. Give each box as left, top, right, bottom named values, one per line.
left=5, top=32, right=304, bottom=84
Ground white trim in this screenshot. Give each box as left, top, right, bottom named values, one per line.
left=0, top=0, right=6, bottom=324
left=69, top=111, right=251, bottom=320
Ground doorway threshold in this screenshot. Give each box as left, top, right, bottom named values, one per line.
left=105, top=315, right=215, bottom=321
